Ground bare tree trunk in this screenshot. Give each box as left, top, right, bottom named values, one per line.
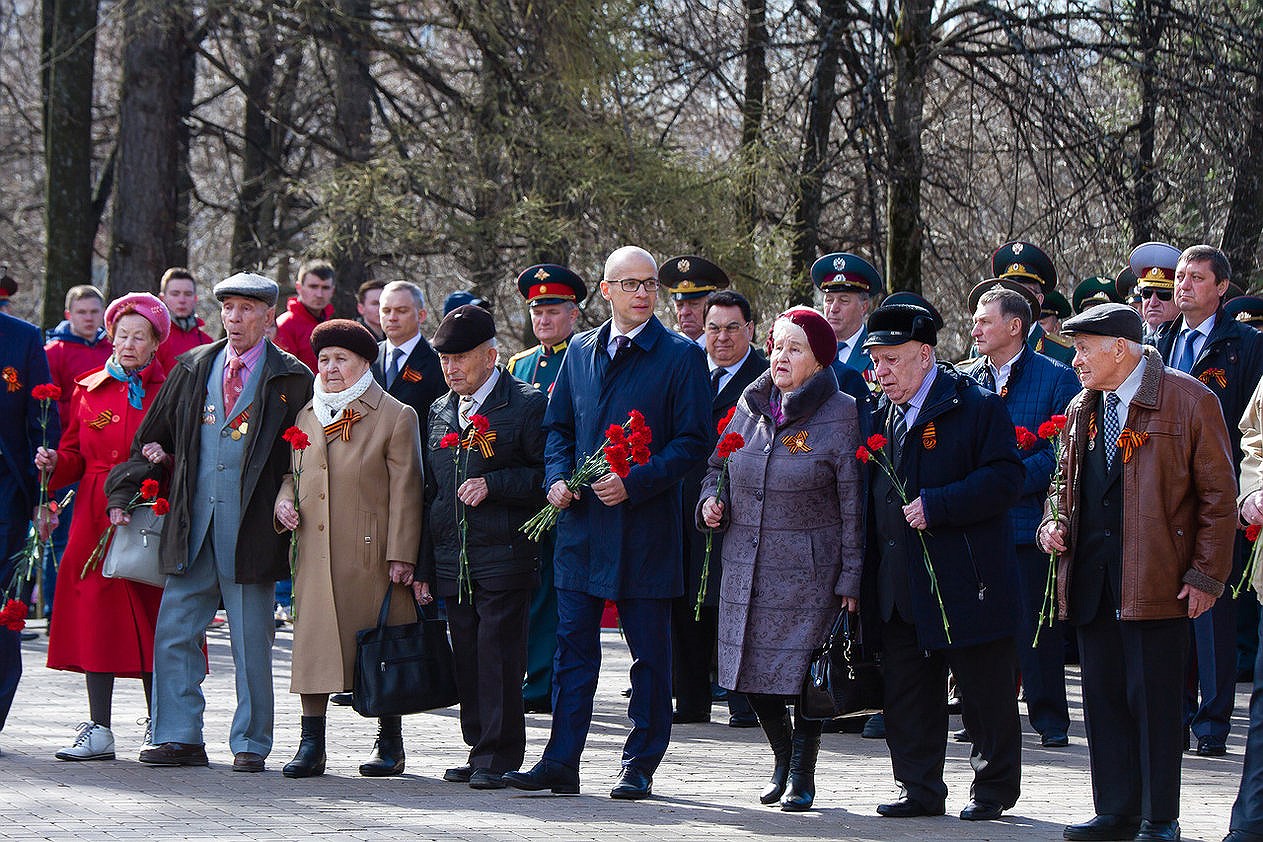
left=231, top=25, right=280, bottom=272
left=789, top=0, right=847, bottom=305
left=1128, top=0, right=1162, bottom=245
left=173, top=17, right=198, bottom=267
left=740, top=0, right=768, bottom=234
left=329, top=0, right=374, bottom=317
left=1221, top=55, right=1263, bottom=287
left=107, top=0, right=186, bottom=295
left=42, top=0, right=99, bottom=326
left=885, top=0, right=933, bottom=295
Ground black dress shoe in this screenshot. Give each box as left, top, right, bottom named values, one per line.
left=443, top=764, right=472, bottom=783
left=1196, top=737, right=1227, bottom=757
left=671, top=710, right=710, bottom=724
left=523, top=698, right=552, bottom=714
left=877, top=797, right=946, bottom=818
left=728, top=713, right=760, bottom=728
left=469, top=768, right=508, bottom=789
left=960, top=800, right=1004, bottom=821
left=610, top=766, right=652, bottom=800
left=1062, top=814, right=1142, bottom=841
left=1041, top=732, right=1070, bottom=748
left=1224, top=830, right=1263, bottom=842
left=330, top=692, right=354, bottom=706
left=861, top=714, right=887, bottom=739
left=502, top=759, right=580, bottom=794
left=1135, top=819, right=1180, bottom=841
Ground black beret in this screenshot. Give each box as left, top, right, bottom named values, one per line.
left=862, top=303, right=938, bottom=348
left=967, top=279, right=1038, bottom=316
left=1061, top=302, right=1144, bottom=344
left=433, top=304, right=496, bottom=353
left=517, top=264, right=588, bottom=305
left=811, top=252, right=884, bottom=296
left=310, top=318, right=379, bottom=363
left=881, top=291, right=944, bottom=329
left=991, top=241, right=1056, bottom=293
left=660, top=255, right=730, bottom=301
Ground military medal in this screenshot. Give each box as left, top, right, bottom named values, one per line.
left=1087, top=412, right=1097, bottom=450
left=202, top=402, right=216, bottom=426
left=2, top=366, right=21, bottom=393
left=921, top=421, right=937, bottom=450
left=228, top=408, right=250, bottom=440
left=781, top=430, right=812, bottom=454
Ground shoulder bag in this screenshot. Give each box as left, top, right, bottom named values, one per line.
left=353, top=585, right=459, bottom=717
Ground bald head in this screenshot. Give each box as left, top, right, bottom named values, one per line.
left=604, top=246, right=657, bottom=281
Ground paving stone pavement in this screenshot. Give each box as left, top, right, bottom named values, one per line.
left=0, top=618, right=1248, bottom=841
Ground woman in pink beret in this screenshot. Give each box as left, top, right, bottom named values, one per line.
left=35, top=292, right=171, bottom=761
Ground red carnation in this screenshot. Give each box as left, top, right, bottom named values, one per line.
left=607, top=424, right=626, bottom=444
left=140, top=479, right=160, bottom=501
left=856, top=446, right=871, bottom=464
left=0, top=598, right=27, bottom=631
left=1015, top=426, right=1038, bottom=450
left=31, top=383, right=61, bottom=401
left=627, top=409, right=646, bottom=431
left=716, top=432, right=745, bottom=460
left=152, top=498, right=171, bottom=516
left=630, top=427, right=652, bottom=447
left=282, top=426, right=310, bottom=451
left=470, top=414, right=490, bottom=434
left=440, top=432, right=460, bottom=449
left=1038, top=421, right=1057, bottom=439
left=866, top=433, right=888, bottom=451
left=1248, top=524, right=1261, bottom=543
left=1051, top=414, right=1068, bottom=431
left=605, top=447, right=631, bottom=478
left=717, top=406, right=737, bottom=435
left=631, top=445, right=651, bottom=465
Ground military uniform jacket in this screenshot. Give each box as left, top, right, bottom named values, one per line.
left=543, top=316, right=712, bottom=600
left=1029, top=323, right=1075, bottom=365
left=507, top=337, right=570, bottom=395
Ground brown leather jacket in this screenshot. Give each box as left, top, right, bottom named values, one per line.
left=1041, top=347, right=1236, bottom=621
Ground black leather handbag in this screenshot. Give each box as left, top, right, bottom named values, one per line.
left=799, top=610, right=884, bottom=720
left=352, top=586, right=459, bottom=717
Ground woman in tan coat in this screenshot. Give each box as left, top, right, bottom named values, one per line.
left=273, top=320, right=424, bottom=779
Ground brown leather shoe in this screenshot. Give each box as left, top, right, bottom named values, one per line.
left=232, top=751, right=265, bottom=772
left=139, top=741, right=209, bottom=767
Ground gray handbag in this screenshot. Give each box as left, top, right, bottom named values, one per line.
left=101, top=507, right=167, bottom=588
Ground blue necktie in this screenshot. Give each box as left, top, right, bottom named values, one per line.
left=385, top=347, right=404, bottom=389
left=1104, top=392, right=1121, bottom=470
left=1176, top=329, right=1196, bottom=373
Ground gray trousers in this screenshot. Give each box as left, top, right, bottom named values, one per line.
left=151, top=539, right=277, bottom=756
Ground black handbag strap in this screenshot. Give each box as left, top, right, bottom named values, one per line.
left=375, top=583, right=438, bottom=628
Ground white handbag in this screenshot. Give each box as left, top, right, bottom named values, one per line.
left=101, top=507, right=167, bottom=588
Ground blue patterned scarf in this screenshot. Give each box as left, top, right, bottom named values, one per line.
left=105, top=356, right=146, bottom=410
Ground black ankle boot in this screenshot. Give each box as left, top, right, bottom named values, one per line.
left=359, top=715, right=404, bottom=776
left=758, top=710, right=794, bottom=805
left=283, top=715, right=326, bottom=778
left=780, top=725, right=820, bottom=811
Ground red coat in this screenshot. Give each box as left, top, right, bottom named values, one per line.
left=45, top=333, right=112, bottom=430
left=155, top=319, right=213, bottom=374
left=46, top=362, right=166, bottom=677
left=274, top=297, right=332, bottom=373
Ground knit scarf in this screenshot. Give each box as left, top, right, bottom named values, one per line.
left=312, top=367, right=374, bottom=425
left=105, top=356, right=148, bottom=410
left=173, top=314, right=200, bottom=333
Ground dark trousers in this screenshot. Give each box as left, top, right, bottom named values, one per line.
left=670, top=599, right=715, bottom=718
left=1078, top=603, right=1188, bottom=821
left=523, top=543, right=558, bottom=706
left=1014, top=544, right=1069, bottom=737
left=1232, top=608, right=1263, bottom=835
left=544, top=589, right=672, bottom=773
left=1184, top=579, right=1238, bottom=744
left=447, top=583, right=532, bottom=773
left=0, top=473, right=28, bottom=731
left=881, top=615, right=1022, bottom=809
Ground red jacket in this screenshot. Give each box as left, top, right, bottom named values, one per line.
left=44, top=322, right=112, bottom=429
left=274, top=297, right=332, bottom=373
left=156, top=318, right=213, bottom=373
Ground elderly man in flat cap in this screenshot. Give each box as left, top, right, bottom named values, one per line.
left=417, top=304, right=548, bottom=789
left=863, top=301, right=1025, bottom=823
left=106, top=273, right=313, bottom=772
left=1038, top=303, right=1236, bottom=842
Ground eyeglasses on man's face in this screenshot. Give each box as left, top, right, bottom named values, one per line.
left=705, top=321, right=750, bottom=336
left=608, top=277, right=660, bottom=293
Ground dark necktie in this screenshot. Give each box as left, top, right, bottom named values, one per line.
left=1104, top=392, right=1121, bottom=470
left=612, top=334, right=631, bottom=362
left=385, top=347, right=404, bottom=389
left=891, top=405, right=908, bottom=464
left=710, top=367, right=725, bottom=394
left=1176, top=329, right=1197, bottom=373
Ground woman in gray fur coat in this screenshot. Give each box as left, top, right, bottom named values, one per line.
left=700, top=307, right=864, bottom=813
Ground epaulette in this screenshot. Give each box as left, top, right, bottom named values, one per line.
left=506, top=346, right=538, bottom=369
left=1043, top=332, right=1073, bottom=348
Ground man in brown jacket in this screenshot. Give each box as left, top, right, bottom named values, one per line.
left=1038, top=303, right=1236, bottom=842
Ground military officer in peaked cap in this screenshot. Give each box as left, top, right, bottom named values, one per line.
left=1227, top=295, right=1263, bottom=331
left=991, top=241, right=1075, bottom=365
left=812, top=252, right=884, bottom=380
left=506, top=264, right=588, bottom=716
left=1073, top=276, right=1123, bottom=315
left=1039, top=289, right=1072, bottom=338
left=1131, top=242, right=1181, bottom=339
left=1116, top=267, right=1142, bottom=315
left=660, top=256, right=730, bottom=347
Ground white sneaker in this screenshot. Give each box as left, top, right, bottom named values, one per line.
left=55, top=722, right=115, bottom=761
left=137, top=716, right=153, bottom=750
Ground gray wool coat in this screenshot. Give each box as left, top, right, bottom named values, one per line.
left=697, top=367, right=864, bottom=695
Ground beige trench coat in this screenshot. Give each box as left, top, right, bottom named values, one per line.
left=276, top=381, right=424, bottom=693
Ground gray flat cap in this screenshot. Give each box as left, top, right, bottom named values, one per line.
left=1061, top=302, right=1144, bottom=344
left=214, top=272, right=279, bottom=307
